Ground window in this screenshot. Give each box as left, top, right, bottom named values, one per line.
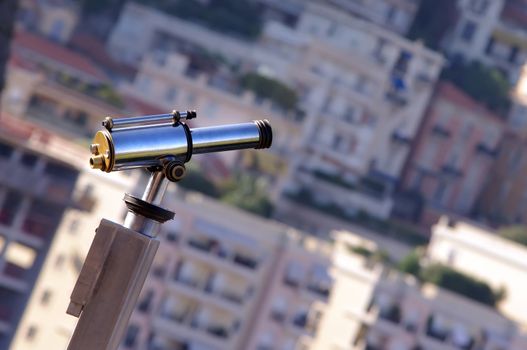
left=461, top=21, right=477, bottom=43
left=385, top=5, right=397, bottom=24
left=0, top=190, right=23, bottom=226
left=509, top=46, right=520, bottom=63
left=485, top=37, right=495, bottom=54
left=165, top=86, right=177, bottom=102
left=0, top=141, right=13, bottom=159
left=40, top=290, right=52, bottom=306
left=55, top=254, right=65, bottom=269
left=69, top=219, right=79, bottom=235
left=20, top=152, right=38, bottom=168
left=26, top=326, right=37, bottom=341
left=470, top=0, right=490, bottom=15
left=124, top=324, right=139, bottom=348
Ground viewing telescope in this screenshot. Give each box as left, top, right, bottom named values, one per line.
left=67, top=110, right=273, bottom=350
left=89, top=110, right=272, bottom=177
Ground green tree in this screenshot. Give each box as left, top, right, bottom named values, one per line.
left=420, top=264, right=500, bottom=306
left=498, top=225, right=527, bottom=246
left=408, top=0, right=458, bottom=50
left=240, top=72, right=298, bottom=111
left=177, top=167, right=220, bottom=198
left=398, top=248, right=423, bottom=276
left=442, top=60, right=510, bottom=114
left=220, top=174, right=274, bottom=217
left=136, top=0, right=263, bottom=40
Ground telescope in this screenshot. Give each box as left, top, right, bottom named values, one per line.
left=67, top=111, right=272, bottom=350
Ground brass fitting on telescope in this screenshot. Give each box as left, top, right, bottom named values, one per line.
left=89, top=130, right=113, bottom=172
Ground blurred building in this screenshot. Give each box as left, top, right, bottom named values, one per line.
left=428, top=217, right=527, bottom=327
left=397, top=82, right=504, bottom=228
left=108, top=2, right=443, bottom=234
left=253, top=0, right=420, bottom=35
left=475, top=129, right=527, bottom=226
left=0, top=30, right=126, bottom=139
left=324, top=0, right=420, bottom=35
left=17, top=0, right=81, bottom=44
left=268, top=3, right=442, bottom=231
left=310, top=230, right=527, bottom=350
left=119, top=51, right=298, bottom=179
left=120, top=191, right=332, bottom=350
left=0, top=115, right=136, bottom=349
left=446, top=0, right=527, bottom=82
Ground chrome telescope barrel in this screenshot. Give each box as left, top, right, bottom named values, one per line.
left=89, top=117, right=272, bottom=172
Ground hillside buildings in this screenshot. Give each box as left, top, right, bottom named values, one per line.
left=398, top=82, right=504, bottom=227
left=446, top=0, right=527, bottom=82
left=120, top=191, right=332, bottom=350
left=0, top=115, right=137, bottom=349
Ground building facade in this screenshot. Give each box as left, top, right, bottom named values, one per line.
left=398, top=82, right=504, bottom=228
left=119, top=190, right=332, bottom=350
left=428, top=217, right=527, bottom=327
left=310, top=230, right=527, bottom=350
left=1, top=30, right=126, bottom=139
left=0, top=114, right=137, bottom=349
left=446, top=0, right=527, bottom=82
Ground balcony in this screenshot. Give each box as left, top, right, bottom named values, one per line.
left=391, top=131, right=412, bottom=145
left=184, top=240, right=259, bottom=280
left=270, top=310, right=286, bottom=323
left=170, top=277, right=244, bottom=315
left=431, top=125, right=451, bottom=138
left=232, top=253, right=258, bottom=270
left=385, top=90, right=408, bottom=107
left=154, top=313, right=231, bottom=350
left=475, top=143, right=498, bottom=158
left=305, top=284, right=331, bottom=299
left=378, top=305, right=401, bottom=324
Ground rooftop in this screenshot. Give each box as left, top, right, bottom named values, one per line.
left=435, top=81, right=501, bottom=120
left=12, top=30, right=108, bottom=82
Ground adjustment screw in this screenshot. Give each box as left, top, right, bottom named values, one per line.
left=89, top=144, right=99, bottom=155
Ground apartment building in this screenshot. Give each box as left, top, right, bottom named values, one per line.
left=324, top=0, right=420, bottom=35
left=17, top=0, right=81, bottom=44
left=446, top=0, right=527, bottom=82
left=253, top=0, right=420, bottom=35
left=0, top=114, right=136, bottom=349
left=397, top=82, right=504, bottom=228
left=1, top=30, right=124, bottom=138
left=120, top=190, right=332, bottom=350
left=310, top=230, right=527, bottom=350
left=428, top=217, right=527, bottom=327
left=119, top=50, right=299, bottom=181
left=269, top=3, right=442, bottom=230
left=474, top=128, right=527, bottom=226
left=107, top=2, right=443, bottom=231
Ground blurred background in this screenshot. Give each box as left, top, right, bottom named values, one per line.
left=1, top=0, right=527, bottom=349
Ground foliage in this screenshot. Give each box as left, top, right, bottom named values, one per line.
left=240, top=72, right=299, bottom=111
left=498, top=225, right=527, bottom=246
left=136, top=0, right=263, bottom=39
left=284, top=189, right=428, bottom=246
left=408, top=0, right=458, bottom=50
left=398, top=248, right=422, bottom=276
left=420, top=264, right=502, bottom=306
left=442, top=60, right=510, bottom=114
left=177, top=167, right=273, bottom=218
left=220, top=173, right=274, bottom=218
left=177, top=167, right=220, bottom=198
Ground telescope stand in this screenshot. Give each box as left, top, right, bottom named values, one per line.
left=66, top=171, right=176, bottom=350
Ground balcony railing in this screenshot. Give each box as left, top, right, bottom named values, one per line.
left=306, top=284, right=330, bottom=299
left=232, top=253, right=258, bottom=270
left=3, top=263, right=27, bottom=280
